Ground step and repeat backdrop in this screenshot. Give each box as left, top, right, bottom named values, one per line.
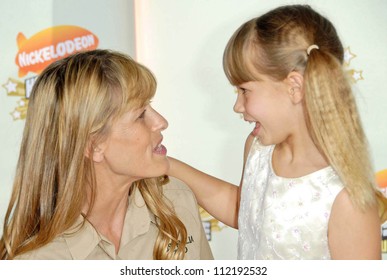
left=1, top=0, right=386, bottom=259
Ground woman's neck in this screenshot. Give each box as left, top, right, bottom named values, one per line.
left=83, top=176, right=133, bottom=254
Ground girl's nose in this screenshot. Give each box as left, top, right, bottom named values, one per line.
left=233, top=94, right=245, bottom=114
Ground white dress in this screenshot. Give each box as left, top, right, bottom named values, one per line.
left=238, top=137, right=344, bottom=260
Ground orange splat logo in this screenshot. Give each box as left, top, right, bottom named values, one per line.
left=376, top=169, right=387, bottom=191
left=3, top=25, right=99, bottom=120
left=15, top=25, right=99, bottom=77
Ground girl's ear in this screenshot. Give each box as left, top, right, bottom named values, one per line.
left=286, top=71, right=304, bottom=104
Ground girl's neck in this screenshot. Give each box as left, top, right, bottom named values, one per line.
left=272, top=135, right=329, bottom=178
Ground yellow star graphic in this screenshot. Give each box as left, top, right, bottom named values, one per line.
left=2, top=78, right=25, bottom=97
left=344, top=46, right=357, bottom=67
left=347, top=69, right=364, bottom=83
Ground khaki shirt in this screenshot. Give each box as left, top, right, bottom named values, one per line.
left=16, top=178, right=213, bottom=260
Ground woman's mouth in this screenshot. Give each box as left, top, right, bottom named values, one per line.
left=153, top=143, right=167, bottom=155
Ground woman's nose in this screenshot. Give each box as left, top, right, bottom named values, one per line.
left=152, top=109, right=168, bottom=131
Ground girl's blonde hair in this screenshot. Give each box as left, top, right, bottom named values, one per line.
left=0, top=49, right=187, bottom=259
left=224, top=5, right=387, bottom=218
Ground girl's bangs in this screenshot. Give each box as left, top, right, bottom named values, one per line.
left=223, top=20, right=259, bottom=85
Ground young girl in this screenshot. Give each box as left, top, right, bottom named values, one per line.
left=168, top=5, right=386, bottom=259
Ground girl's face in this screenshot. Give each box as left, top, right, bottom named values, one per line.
left=234, top=76, right=296, bottom=145
left=94, top=104, right=169, bottom=185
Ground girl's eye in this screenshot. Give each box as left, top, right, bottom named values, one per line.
left=238, top=87, right=247, bottom=94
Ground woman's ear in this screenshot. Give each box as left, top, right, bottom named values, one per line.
left=85, top=141, right=105, bottom=163
left=286, top=71, right=304, bottom=104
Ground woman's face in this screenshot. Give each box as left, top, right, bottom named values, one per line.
left=95, top=104, right=169, bottom=185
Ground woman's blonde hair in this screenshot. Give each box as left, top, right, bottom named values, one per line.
left=224, top=5, right=387, bottom=217
left=0, top=49, right=187, bottom=259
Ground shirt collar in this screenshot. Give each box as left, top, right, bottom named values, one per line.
left=63, top=216, right=102, bottom=259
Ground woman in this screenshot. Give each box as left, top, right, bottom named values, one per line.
left=0, top=49, right=213, bottom=260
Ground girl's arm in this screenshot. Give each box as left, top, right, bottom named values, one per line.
left=328, top=189, right=381, bottom=259
left=168, top=134, right=255, bottom=229
left=168, top=157, right=238, bottom=227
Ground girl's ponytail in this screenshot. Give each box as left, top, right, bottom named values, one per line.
left=303, top=48, right=376, bottom=210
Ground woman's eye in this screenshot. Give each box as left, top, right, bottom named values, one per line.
left=138, top=110, right=146, bottom=119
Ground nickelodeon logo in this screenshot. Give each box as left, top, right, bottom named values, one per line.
left=15, top=25, right=99, bottom=77
left=377, top=169, right=387, bottom=194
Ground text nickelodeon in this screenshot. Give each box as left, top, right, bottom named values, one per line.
left=15, top=25, right=99, bottom=77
